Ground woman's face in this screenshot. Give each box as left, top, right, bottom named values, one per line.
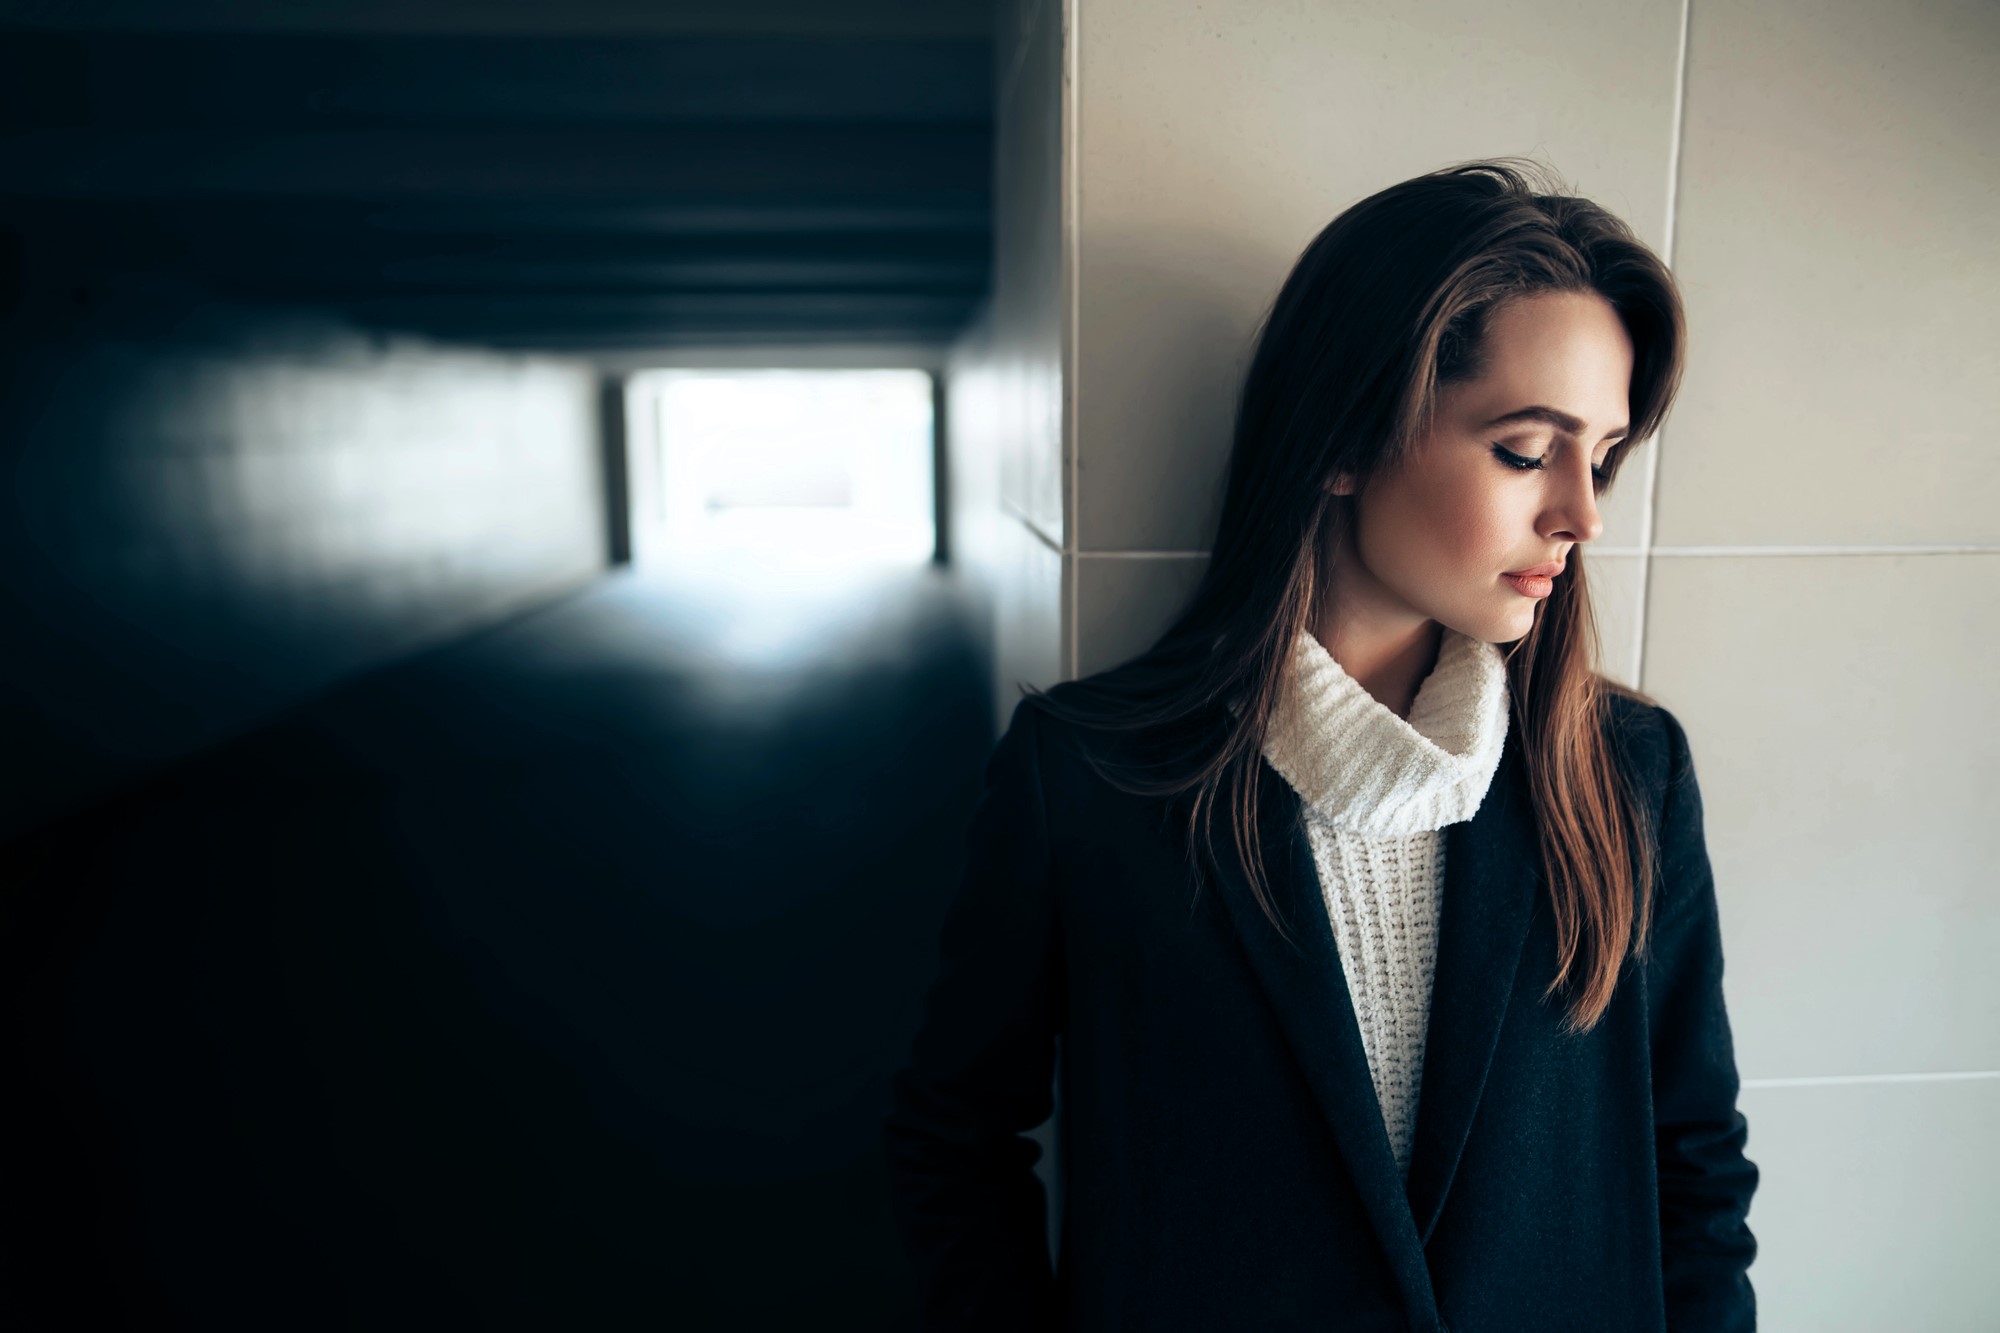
left=1327, top=289, right=1632, bottom=646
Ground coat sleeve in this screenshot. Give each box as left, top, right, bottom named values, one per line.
left=882, top=698, right=1066, bottom=1331
left=1645, top=706, right=1760, bottom=1332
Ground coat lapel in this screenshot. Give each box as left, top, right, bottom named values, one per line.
left=1208, top=757, right=1432, bottom=1312
left=1403, top=733, right=1540, bottom=1246
left=1210, top=731, right=1541, bottom=1289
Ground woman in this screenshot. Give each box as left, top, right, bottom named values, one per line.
left=882, top=159, right=1759, bottom=1332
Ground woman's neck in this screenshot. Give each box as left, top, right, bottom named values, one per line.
left=1309, top=614, right=1444, bottom=722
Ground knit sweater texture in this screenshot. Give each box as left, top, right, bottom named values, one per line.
left=1258, top=625, right=1511, bottom=1179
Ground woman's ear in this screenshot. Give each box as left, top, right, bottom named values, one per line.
left=1325, top=471, right=1358, bottom=497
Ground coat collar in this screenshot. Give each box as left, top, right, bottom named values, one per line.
left=1208, top=724, right=1541, bottom=1317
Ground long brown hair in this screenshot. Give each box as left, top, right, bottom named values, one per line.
left=1022, top=158, right=1683, bottom=1035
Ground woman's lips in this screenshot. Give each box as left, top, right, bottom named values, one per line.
left=1502, top=572, right=1555, bottom=598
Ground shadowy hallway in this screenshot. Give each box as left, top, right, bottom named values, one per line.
left=4, top=557, right=996, bottom=1331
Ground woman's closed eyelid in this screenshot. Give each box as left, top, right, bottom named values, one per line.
left=1493, top=436, right=1608, bottom=460
left=1491, top=442, right=1611, bottom=477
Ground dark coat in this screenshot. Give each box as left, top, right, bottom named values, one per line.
left=883, top=688, right=1759, bottom=1332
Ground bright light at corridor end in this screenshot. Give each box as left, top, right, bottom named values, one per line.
left=626, top=368, right=937, bottom=573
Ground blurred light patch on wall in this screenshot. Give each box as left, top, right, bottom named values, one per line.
left=626, top=368, right=936, bottom=570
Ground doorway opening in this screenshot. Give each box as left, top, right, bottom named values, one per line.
left=625, top=368, right=937, bottom=573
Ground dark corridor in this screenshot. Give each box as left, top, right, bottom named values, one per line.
left=5, top=560, right=996, bottom=1329
left=1, top=5, right=1005, bottom=1327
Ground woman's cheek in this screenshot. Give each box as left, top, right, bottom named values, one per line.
left=1444, top=503, right=1511, bottom=572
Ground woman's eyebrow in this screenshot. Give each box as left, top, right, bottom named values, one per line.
left=1482, top=405, right=1629, bottom=442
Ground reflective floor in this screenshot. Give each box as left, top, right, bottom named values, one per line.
left=3, top=558, right=995, bottom=1331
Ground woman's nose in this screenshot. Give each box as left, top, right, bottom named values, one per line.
left=1553, top=475, right=1604, bottom=543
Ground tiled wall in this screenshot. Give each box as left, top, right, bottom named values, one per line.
left=1, top=304, right=608, bottom=842
left=1642, top=5, right=1999, bottom=1326
left=953, top=0, right=2000, bottom=1324
left=1067, top=0, right=1684, bottom=686
left=945, top=0, right=1067, bottom=736
left=939, top=0, right=1070, bottom=1256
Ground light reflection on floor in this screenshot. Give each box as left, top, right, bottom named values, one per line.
left=627, top=506, right=941, bottom=676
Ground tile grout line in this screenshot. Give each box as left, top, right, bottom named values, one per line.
left=1638, top=0, right=1694, bottom=694
left=1063, top=0, right=1082, bottom=684
left=1743, top=1070, right=2000, bottom=1089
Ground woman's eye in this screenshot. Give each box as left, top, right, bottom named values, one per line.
left=1492, top=443, right=1610, bottom=484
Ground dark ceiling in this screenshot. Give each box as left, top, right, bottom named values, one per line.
left=0, top=9, right=995, bottom=351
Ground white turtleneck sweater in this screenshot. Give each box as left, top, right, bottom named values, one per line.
left=1258, top=625, right=1511, bottom=1180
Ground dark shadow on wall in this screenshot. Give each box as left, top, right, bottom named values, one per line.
left=0, top=261, right=611, bottom=843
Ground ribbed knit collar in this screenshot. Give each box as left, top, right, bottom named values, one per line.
left=1259, top=625, right=1511, bottom=836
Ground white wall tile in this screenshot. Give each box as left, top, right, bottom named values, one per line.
left=1641, top=552, right=2000, bottom=1077
left=1662, top=0, right=2000, bottom=546
left=1584, top=550, right=1646, bottom=691
left=1074, top=554, right=1207, bottom=680
left=1737, top=1075, right=2000, bottom=1332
